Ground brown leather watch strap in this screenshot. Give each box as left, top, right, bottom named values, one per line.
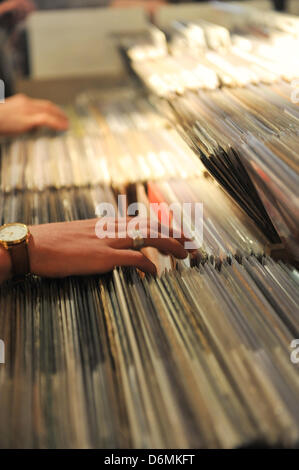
left=9, top=241, right=30, bottom=277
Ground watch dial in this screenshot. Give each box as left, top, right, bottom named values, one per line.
left=0, top=224, right=28, bottom=243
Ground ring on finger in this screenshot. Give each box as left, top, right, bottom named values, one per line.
left=132, top=230, right=145, bottom=250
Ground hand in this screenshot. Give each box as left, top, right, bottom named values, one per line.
left=0, top=94, right=69, bottom=135
left=28, top=218, right=192, bottom=278
left=0, top=0, right=35, bottom=20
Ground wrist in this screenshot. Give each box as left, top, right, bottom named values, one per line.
left=27, top=225, right=37, bottom=274
left=0, top=246, right=12, bottom=283
left=27, top=225, right=48, bottom=277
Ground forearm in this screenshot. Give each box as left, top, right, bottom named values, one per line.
left=0, top=247, right=12, bottom=284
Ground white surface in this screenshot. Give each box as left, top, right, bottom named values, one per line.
left=27, top=7, right=148, bottom=79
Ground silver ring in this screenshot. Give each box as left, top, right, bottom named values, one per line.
left=132, top=230, right=145, bottom=250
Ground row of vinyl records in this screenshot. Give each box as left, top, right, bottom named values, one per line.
left=162, top=83, right=299, bottom=253
left=127, top=6, right=299, bottom=96
left=0, top=91, right=203, bottom=190
left=124, top=22, right=299, bottom=261
left=0, top=185, right=299, bottom=449
left=1, top=82, right=297, bottom=261
left=0, top=6, right=299, bottom=447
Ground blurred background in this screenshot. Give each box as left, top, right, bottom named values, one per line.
left=0, top=0, right=297, bottom=102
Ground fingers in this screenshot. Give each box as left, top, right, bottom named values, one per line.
left=113, top=249, right=157, bottom=275
left=102, top=218, right=192, bottom=248
left=32, top=99, right=68, bottom=122
left=110, top=234, right=188, bottom=259
left=2, top=94, right=69, bottom=134
left=144, top=237, right=189, bottom=258
left=30, top=99, right=69, bottom=130
left=104, top=220, right=192, bottom=256
left=30, top=112, right=69, bottom=132
left=19, top=94, right=69, bottom=130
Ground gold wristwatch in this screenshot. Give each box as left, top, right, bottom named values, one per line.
left=0, top=223, right=31, bottom=277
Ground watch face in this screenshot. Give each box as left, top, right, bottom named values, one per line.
left=0, top=224, right=28, bottom=244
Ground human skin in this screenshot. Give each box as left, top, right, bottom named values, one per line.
left=0, top=94, right=69, bottom=135
left=0, top=218, right=192, bottom=283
